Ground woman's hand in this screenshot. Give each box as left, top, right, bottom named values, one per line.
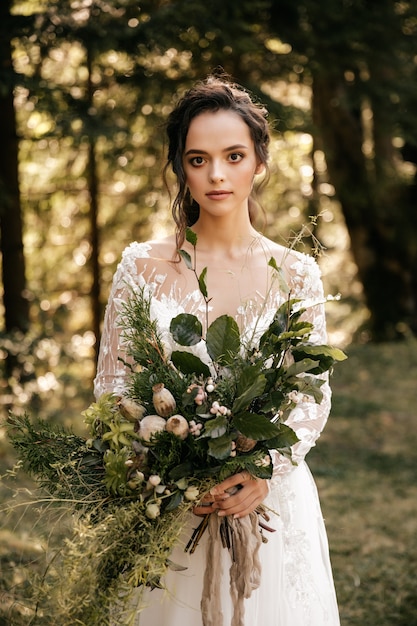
left=193, top=471, right=268, bottom=519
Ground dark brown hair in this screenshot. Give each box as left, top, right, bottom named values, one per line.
left=163, top=75, right=270, bottom=251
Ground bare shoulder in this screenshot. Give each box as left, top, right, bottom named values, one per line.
left=257, top=236, right=321, bottom=281
left=257, top=236, right=300, bottom=266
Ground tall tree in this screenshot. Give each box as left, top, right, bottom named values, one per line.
left=267, top=0, right=417, bottom=339
left=0, top=1, right=29, bottom=337
left=8, top=0, right=417, bottom=348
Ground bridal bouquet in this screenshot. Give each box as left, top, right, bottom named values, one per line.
left=7, top=230, right=346, bottom=625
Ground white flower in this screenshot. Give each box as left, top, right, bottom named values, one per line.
left=288, top=390, right=304, bottom=404
left=210, top=401, right=230, bottom=416
left=145, top=502, right=161, bottom=519
left=184, top=486, right=200, bottom=501
left=148, top=474, right=161, bottom=487
left=189, top=421, right=203, bottom=436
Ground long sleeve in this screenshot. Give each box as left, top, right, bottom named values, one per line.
left=94, top=242, right=152, bottom=399
left=270, top=253, right=332, bottom=478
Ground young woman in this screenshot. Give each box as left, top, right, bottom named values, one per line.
left=94, top=76, right=340, bottom=625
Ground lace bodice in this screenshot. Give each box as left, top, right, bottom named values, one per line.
left=94, top=241, right=332, bottom=478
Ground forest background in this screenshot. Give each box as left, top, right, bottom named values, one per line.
left=0, top=1, right=417, bottom=624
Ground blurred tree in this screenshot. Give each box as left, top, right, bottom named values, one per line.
left=5, top=0, right=417, bottom=370
left=11, top=0, right=171, bottom=361
left=267, top=0, right=417, bottom=339
left=0, top=1, right=29, bottom=337
left=132, top=0, right=417, bottom=339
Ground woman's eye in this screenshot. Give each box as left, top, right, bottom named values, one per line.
left=190, top=156, right=205, bottom=166
left=229, top=152, right=244, bottom=162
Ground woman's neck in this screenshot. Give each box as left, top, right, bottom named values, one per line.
left=190, top=216, right=260, bottom=259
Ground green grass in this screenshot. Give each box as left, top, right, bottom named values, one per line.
left=308, top=340, right=417, bottom=625
left=1, top=340, right=417, bottom=625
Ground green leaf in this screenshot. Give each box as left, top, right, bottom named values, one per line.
left=268, top=257, right=290, bottom=294
left=217, top=453, right=274, bottom=481
left=259, top=298, right=302, bottom=351
left=170, top=313, right=203, bottom=346
left=233, top=368, right=267, bottom=414
left=277, top=328, right=312, bottom=342
left=232, top=411, right=282, bottom=441
left=182, top=385, right=200, bottom=407
left=202, top=414, right=228, bottom=438
left=265, top=423, right=299, bottom=449
left=287, top=375, right=326, bottom=403
left=292, top=344, right=347, bottom=374
left=286, top=321, right=314, bottom=338
left=170, top=351, right=211, bottom=377
left=178, top=249, right=193, bottom=270
left=185, top=228, right=197, bottom=247
left=206, top=315, right=240, bottom=365
left=198, top=266, right=208, bottom=298
left=258, top=390, right=285, bottom=413
left=285, top=358, right=320, bottom=377
left=268, top=256, right=280, bottom=272
left=164, top=490, right=184, bottom=512
left=208, top=434, right=233, bottom=460
left=169, top=461, right=193, bottom=481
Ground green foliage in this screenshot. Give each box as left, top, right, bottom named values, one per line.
left=170, top=350, right=211, bottom=377
left=170, top=313, right=203, bottom=346
left=2, top=344, right=417, bottom=625
left=206, top=315, right=241, bottom=365
left=45, top=498, right=198, bottom=626
left=233, top=364, right=267, bottom=413
left=292, top=344, right=348, bottom=375
left=6, top=413, right=106, bottom=502
left=119, top=287, right=167, bottom=369
left=2, top=230, right=347, bottom=622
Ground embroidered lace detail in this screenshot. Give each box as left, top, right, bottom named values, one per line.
left=265, top=467, right=334, bottom=624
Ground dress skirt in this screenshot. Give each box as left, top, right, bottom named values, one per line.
left=134, top=461, right=340, bottom=626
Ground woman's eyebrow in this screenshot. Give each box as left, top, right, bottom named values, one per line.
left=184, top=144, right=249, bottom=156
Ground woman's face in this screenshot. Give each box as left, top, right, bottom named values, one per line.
left=183, top=109, right=264, bottom=220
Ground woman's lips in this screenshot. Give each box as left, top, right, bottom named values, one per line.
left=206, top=190, right=232, bottom=200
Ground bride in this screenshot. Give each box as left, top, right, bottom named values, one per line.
left=94, top=75, right=340, bottom=625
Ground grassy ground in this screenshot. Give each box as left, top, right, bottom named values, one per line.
left=309, top=340, right=417, bottom=626
left=1, top=340, right=416, bottom=625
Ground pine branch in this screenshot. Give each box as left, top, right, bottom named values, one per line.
left=7, top=413, right=106, bottom=504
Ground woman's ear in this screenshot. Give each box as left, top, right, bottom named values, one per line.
left=255, top=162, right=265, bottom=175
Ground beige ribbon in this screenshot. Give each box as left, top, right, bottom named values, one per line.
left=201, top=513, right=262, bottom=626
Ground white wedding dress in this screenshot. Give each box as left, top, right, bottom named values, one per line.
left=94, top=241, right=340, bottom=626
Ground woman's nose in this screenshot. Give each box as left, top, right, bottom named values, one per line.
left=209, top=161, right=225, bottom=183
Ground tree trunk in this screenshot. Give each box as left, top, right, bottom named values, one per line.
left=312, top=73, right=417, bottom=340
left=86, top=43, right=101, bottom=365
left=0, top=1, right=29, bottom=337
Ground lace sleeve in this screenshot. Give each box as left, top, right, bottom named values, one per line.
left=93, top=243, right=152, bottom=399
left=270, top=253, right=332, bottom=479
